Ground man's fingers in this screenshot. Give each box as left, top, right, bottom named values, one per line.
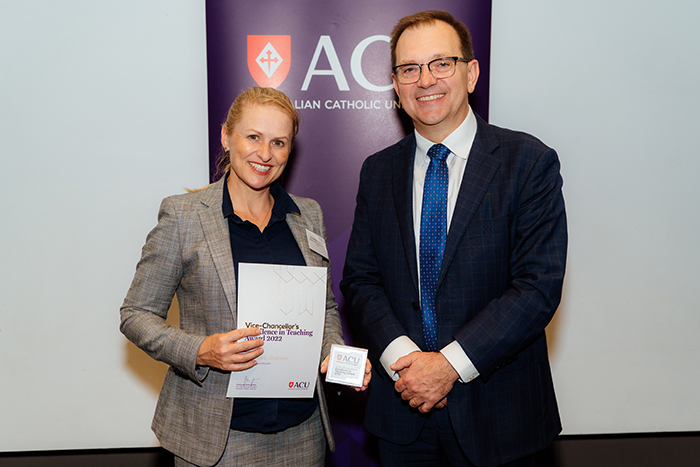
left=390, top=351, right=419, bottom=372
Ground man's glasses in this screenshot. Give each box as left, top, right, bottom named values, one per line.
left=392, top=57, right=470, bottom=84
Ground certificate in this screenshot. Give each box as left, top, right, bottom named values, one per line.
left=227, top=263, right=327, bottom=398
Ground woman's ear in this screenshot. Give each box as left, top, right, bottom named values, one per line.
left=220, top=125, right=229, bottom=151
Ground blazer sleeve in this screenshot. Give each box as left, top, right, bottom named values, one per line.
left=454, top=145, right=567, bottom=381
left=340, top=157, right=412, bottom=358
left=120, top=196, right=207, bottom=383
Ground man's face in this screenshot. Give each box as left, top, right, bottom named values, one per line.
left=392, top=21, right=479, bottom=143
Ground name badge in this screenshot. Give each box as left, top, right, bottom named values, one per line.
left=325, top=344, right=368, bottom=388
left=306, top=229, right=329, bottom=259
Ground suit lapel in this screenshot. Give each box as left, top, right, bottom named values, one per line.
left=439, top=116, right=501, bottom=285
left=197, top=178, right=239, bottom=325
left=391, top=134, right=420, bottom=292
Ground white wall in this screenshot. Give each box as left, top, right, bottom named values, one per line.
left=1, top=0, right=698, bottom=452
left=490, top=0, right=700, bottom=434
left=0, top=0, right=209, bottom=450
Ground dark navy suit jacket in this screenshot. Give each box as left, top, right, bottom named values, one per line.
left=340, top=114, right=567, bottom=467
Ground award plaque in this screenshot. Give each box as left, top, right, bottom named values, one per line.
left=325, top=344, right=368, bottom=388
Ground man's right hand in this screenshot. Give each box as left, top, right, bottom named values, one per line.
left=391, top=351, right=457, bottom=413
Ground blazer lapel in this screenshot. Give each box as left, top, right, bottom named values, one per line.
left=286, top=211, right=320, bottom=267
left=197, top=178, right=239, bottom=325
left=439, top=116, right=501, bottom=285
left=391, top=134, right=420, bottom=292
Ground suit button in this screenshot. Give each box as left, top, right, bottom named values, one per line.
left=412, top=302, right=420, bottom=311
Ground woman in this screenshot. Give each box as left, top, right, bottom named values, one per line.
left=120, top=87, right=370, bottom=467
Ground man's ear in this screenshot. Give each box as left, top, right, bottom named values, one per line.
left=467, top=59, right=480, bottom=94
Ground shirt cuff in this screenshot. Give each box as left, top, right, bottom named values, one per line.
left=194, top=364, right=210, bottom=383
left=379, top=336, right=421, bottom=381
left=440, top=341, right=479, bottom=383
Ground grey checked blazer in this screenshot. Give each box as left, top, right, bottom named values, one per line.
left=120, top=176, right=343, bottom=466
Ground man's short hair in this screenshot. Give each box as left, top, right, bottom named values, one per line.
left=390, top=10, right=474, bottom=68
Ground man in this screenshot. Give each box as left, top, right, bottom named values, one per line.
left=340, top=10, right=567, bottom=467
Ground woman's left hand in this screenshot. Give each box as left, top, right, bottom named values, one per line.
left=358, top=358, right=372, bottom=391
left=320, top=355, right=372, bottom=392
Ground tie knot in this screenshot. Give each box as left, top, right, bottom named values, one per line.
left=427, top=143, right=450, bottom=162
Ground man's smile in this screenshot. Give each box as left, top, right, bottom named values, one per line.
left=417, top=93, right=446, bottom=102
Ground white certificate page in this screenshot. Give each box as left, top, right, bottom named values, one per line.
left=227, top=263, right=327, bottom=398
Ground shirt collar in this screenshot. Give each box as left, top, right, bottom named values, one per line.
left=414, top=106, right=477, bottom=167
left=222, top=172, right=300, bottom=222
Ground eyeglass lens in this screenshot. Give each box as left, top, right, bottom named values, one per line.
left=396, top=58, right=457, bottom=83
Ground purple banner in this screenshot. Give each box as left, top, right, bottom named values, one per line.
left=206, top=1, right=491, bottom=464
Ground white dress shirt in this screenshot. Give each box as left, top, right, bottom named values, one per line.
left=379, top=107, right=480, bottom=384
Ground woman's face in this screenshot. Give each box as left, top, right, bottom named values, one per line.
left=222, top=104, right=294, bottom=193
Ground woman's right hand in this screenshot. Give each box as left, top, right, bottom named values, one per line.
left=196, top=327, right=264, bottom=371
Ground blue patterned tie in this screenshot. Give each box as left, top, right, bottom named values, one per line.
left=419, top=143, right=450, bottom=352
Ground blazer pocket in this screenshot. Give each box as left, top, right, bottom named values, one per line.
left=465, top=213, right=510, bottom=239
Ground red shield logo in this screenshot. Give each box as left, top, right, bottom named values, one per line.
left=247, top=35, right=291, bottom=88
left=288, top=381, right=294, bottom=388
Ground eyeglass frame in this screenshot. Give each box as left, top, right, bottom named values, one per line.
left=392, top=56, right=471, bottom=84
